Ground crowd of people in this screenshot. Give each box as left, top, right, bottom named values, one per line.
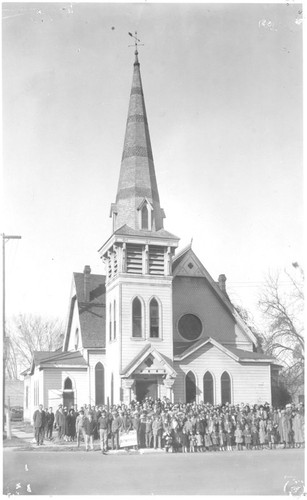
left=32, top=398, right=305, bottom=453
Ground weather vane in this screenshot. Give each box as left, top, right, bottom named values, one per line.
left=128, top=31, right=144, bottom=53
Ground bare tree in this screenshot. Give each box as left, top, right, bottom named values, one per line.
left=258, top=264, right=304, bottom=399
left=234, top=304, right=264, bottom=353
left=6, top=314, right=64, bottom=379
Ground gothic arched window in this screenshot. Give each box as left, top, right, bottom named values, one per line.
left=95, top=362, right=104, bottom=406
left=74, top=328, right=79, bottom=350
left=113, top=300, right=116, bottom=340
left=64, top=377, right=72, bottom=390
left=150, top=298, right=159, bottom=338
left=132, top=297, right=143, bottom=337
left=141, top=205, right=149, bottom=230
left=203, top=371, right=214, bottom=404
left=111, top=373, right=114, bottom=406
left=221, top=371, right=231, bottom=405
left=109, top=303, right=112, bottom=341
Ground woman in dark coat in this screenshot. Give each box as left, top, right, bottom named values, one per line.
left=66, top=409, right=76, bottom=442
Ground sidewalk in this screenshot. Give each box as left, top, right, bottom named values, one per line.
left=3, top=422, right=165, bottom=453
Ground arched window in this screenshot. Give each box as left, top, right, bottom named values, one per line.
left=150, top=298, right=159, bottom=338
left=95, top=362, right=104, bottom=405
left=109, top=303, right=112, bottom=341
left=74, top=328, right=79, bottom=350
left=221, top=371, right=231, bottom=405
left=113, top=300, right=116, bottom=340
left=203, top=371, right=214, bottom=404
left=141, top=205, right=148, bottom=229
left=111, top=373, right=114, bottom=406
left=132, top=297, right=142, bottom=337
left=185, top=371, right=196, bottom=403
left=64, top=377, right=72, bottom=390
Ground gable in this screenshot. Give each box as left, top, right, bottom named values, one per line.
left=121, top=345, right=177, bottom=378
left=173, top=251, right=205, bottom=278
left=173, top=275, right=252, bottom=347
left=172, top=247, right=257, bottom=348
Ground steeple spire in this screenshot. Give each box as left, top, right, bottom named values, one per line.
left=110, top=43, right=165, bottom=233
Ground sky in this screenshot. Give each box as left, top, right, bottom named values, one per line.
left=2, top=2, right=303, bottom=328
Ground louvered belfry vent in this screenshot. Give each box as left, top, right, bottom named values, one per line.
left=127, top=244, right=143, bottom=274
left=113, top=252, right=118, bottom=276
left=149, top=246, right=164, bottom=275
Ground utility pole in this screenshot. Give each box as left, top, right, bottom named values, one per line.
left=2, top=234, right=21, bottom=437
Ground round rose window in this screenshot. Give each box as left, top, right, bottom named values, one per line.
left=178, top=314, right=202, bottom=341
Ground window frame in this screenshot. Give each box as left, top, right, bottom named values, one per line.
left=149, top=297, right=161, bottom=339
left=132, top=297, right=144, bottom=339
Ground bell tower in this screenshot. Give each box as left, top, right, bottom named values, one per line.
left=99, top=43, right=179, bottom=404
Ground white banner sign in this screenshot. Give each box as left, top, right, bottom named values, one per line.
left=119, top=430, right=137, bottom=448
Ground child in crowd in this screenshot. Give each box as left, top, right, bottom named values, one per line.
left=234, top=424, right=243, bottom=451
left=219, top=428, right=226, bottom=451
left=266, top=420, right=276, bottom=450
left=196, top=431, right=204, bottom=452
left=243, top=424, right=252, bottom=450
left=251, top=423, right=259, bottom=450
left=204, top=430, right=212, bottom=451
left=226, top=429, right=233, bottom=451
left=189, top=431, right=195, bottom=453
left=211, top=429, right=219, bottom=451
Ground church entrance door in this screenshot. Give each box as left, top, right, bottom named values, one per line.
left=185, top=371, right=196, bottom=403
left=135, top=380, right=157, bottom=402
left=63, top=391, right=74, bottom=410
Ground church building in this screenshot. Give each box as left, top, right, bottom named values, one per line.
left=23, top=48, right=279, bottom=421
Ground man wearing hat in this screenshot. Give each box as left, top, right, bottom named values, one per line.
left=55, top=404, right=64, bottom=439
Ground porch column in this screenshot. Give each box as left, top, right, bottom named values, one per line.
left=122, top=378, right=135, bottom=404
left=163, top=376, right=175, bottom=403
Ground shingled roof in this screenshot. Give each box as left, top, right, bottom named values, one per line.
left=73, top=272, right=106, bottom=348
left=114, top=224, right=179, bottom=240
left=35, top=350, right=87, bottom=367
left=174, top=337, right=275, bottom=363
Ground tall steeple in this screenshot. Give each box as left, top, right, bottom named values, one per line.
left=110, top=48, right=165, bottom=233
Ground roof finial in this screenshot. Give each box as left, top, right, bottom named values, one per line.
left=128, top=31, right=144, bottom=64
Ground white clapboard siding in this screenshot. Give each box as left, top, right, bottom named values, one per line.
left=67, top=300, right=82, bottom=351
left=120, top=280, right=173, bottom=369
left=173, top=276, right=253, bottom=349
left=105, top=285, right=122, bottom=403
left=26, top=368, right=44, bottom=421
left=173, top=344, right=271, bottom=404
left=43, top=368, right=88, bottom=409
